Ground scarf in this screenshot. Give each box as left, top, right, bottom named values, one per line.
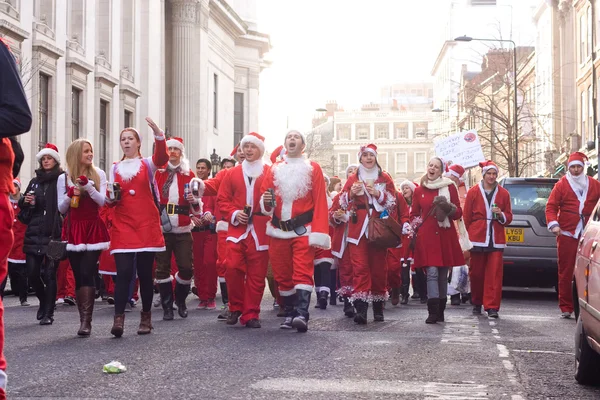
left=162, top=163, right=182, bottom=198
left=422, top=176, right=473, bottom=251
left=358, top=165, right=379, bottom=182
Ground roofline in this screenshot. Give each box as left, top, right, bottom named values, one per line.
left=431, top=40, right=457, bottom=76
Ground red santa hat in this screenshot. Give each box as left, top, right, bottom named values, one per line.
left=240, top=132, right=265, bottom=155
left=36, top=143, right=60, bottom=163
left=357, top=144, right=378, bottom=159
left=12, top=177, right=21, bottom=189
left=445, top=164, right=466, bottom=180
left=166, top=137, right=185, bottom=152
left=230, top=144, right=239, bottom=157
left=479, top=160, right=499, bottom=174
left=399, top=180, right=416, bottom=193
left=568, top=151, right=588, bottom=168
left=270, top=144, right=286, bottom=164
left=346, top=163, right=358, bottom=177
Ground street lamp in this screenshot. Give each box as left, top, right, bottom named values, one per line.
left=454, top=35, right=519, bottom=176
left=210, top=148, right=221, bottom=177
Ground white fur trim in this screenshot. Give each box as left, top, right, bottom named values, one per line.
left=218, top=277, right=226, bottom=283
left=568, top=160, right=585, bottom=168
left=266, top=222, right=311, bottom=239
left=547, top=221, right=559, bottom=231
left=216, top=220, right=229, bottom=232
left=36, top=148, right=60, bottom=163
left=279, top=288, right=296, bottom=296
left=309, top=232, right=331, bottom=249
left=166, top=139, right=184, bottom=152
left=175, top=272, right=192, bottom=285
left=482, top=165, right=498, bottom=174
left=350, top=291, right=370, bottom=303
left=7, top=258, right=26, bottom=264
left=155, top=275, right=174, bottom=284
left=66, top=241, right=110, bottom=252
left=314, top=257, right=334, bottom=265
left=116, top=158, right=142, bottom=182
left=110, top=246, right=166, bottom=255
left=336, top=286, right=353, bottom=296
left=190, top=178, right=205, bottom=198
left=370, top=292, right=389, bottom=302
left=449, top=170, right=461, bottom=179
left=295, top=284, right=313, bottom=292
left=259, top=194, right=274, bottom=217
left=242, top=159, right=265, bottom=179
left=99, top=270, right=117, bottom=276
left=315, top=286, right=331, bottom=294
left=240, top=135, right=265, bottom=155
left=399, top=180, right=416, bottom=192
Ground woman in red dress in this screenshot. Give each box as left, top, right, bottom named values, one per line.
left=107, top=117, right=168, bottom=337
left=409, top=157, right=465, bottom=324
left=58, top=139, right=110, bottom=336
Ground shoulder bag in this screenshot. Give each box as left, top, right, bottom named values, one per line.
left=47, top=174, right=69, bottom=261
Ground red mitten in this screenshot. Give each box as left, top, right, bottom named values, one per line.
left=77, top=175, right=89, bottom=186
left=67, top=186, right=75, bottom=198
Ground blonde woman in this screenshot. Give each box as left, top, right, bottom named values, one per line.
left=57, top=139, right=109, bottom=336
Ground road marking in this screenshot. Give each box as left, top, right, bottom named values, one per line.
left=512, top=349, right=575, bottom=356
left=497, top=344, right=509, bottom=358
left=499, top=315, right=555, bottom=322
left=251, top=378, right=489, bottom=398
left=441, top=317, right=482, bottom=345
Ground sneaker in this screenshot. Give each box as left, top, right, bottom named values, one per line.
left=472, top=305, right=482, bottom=315
left=561, top=311, right=573, bottom=319
left=55, top=298, right=65, bottom=305
left=487, top=309, right=499, bottom=319
left=292, top=316, right=308, bottom=332
left=206, top=299, right=217, bottom=310
left=153, top=295, right=161, bottom=308
left=217, top=305, right=229, bottom=320
left=280, top=317, right=293, bottom=329
left=197, top=300, right=208, bottom=310
left=64, top=296, right=76, bottom=306
left=20, top=300, right=30, bottom=307
left=129, top=299, right=137, bottom=307
left=107, top=296, right=115, bottom=305
left=273, top=300, right=279, bottom=309
left=124, top=302, right=133, bottom=312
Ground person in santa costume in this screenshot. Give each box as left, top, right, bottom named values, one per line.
left=444, top=163, right=472, bottom=306
left=463, top=160, right=511, bottom=318
left=1, top=179, right=28, bottom=306
left=398, top=180, right=424, bottom=304
left=260, top=130, right=331, bottom=332
left=408, top=157, right=467, bottom=324
left=154, top=137, right=201, bottom=321
left=546, top=151, right=600, bottom=318
left=20, top=143, right=64, bottom=325
left=387, top=188, right=410, bottom=306
left=313, top=173, right=335, bottom=309
left=217, top=132, right=271, bottom=328
left=57, top=138, right=110, bottom=336
left=106, top=117, right=169, bottom=337
left=339, top=144, right=396, bottom=324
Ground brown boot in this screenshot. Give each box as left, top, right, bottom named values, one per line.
left=76, top=286, right=95, bottom=336
left=137, top=311, right=153, bottom=335
left=111, top=314, right=125, bottom=337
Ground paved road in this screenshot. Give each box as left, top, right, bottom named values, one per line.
left=4, top=287, right=600, bottom=399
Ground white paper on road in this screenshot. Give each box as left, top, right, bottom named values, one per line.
left=434, top=130, right=486, bottom=168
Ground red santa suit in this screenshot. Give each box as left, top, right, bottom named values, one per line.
left=386, top=191, right=410, bottom=294
left=330, top=193, right=352, bottom=297
left=546, top=152, right=600, bottom=314
left=217, top=143, right=270, bottom=326
left=464, top=163, right=513, bottom=312
left=192, top=187, right=218, bottom=303
left=8, top=196, right=26, bottom=265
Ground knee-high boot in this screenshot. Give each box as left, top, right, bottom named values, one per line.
left=40, top=261, right=57, bottom=326
left=292, top=289, right=311, bottom=332
left=158, top=282, right=174, bottom=321
left=373, top=300, right=384, bottom=322
left=353, top=299, right=368, bottom=325
left=175, top=282, right=190, bottom=318
left=280, top=294, right=296, bottom=330
left=76, top=286, right=95, bottom=336
left=426, top=298, right=439, bottom=324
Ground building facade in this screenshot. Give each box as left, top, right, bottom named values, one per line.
left=0, top=0, right=270, bottom=184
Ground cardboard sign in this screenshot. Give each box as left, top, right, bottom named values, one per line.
left=434, top=130, right=486, bottom=168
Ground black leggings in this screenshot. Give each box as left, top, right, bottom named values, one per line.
left=68, top=250, right=101, bottom=290
left=113, top=252, right=155, bottom=314
left=26, top=254, right=56, bottom=298
left=1, top=262, right=28, bottom=301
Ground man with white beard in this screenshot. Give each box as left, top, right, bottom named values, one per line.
left=546, top=152, right=600, bottom=318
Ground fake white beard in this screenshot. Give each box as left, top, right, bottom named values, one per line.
left=116, top=158, right=142, bottom=182
left=358, top=164, right=378, bottom=181
left=168, top=158, right=190, bottom=174
left=273, top=156, right=313, bottom=203
left=567, top=171, right=588, bottom=194
left=242, top=159, right=264, bottom=178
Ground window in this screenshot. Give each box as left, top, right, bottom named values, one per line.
left=338, top=154, right=349, bottom=175
left=581, top=14, right=587, bottom=63
left=356, top=124, right=370, bottom=140
left=581, top=90, right=587, bottom=143
left=72, top=87, right=81, bottom=141
left=395, top=152, right=407, bottom=173
left=414, top=122, right=428, bottom=136
left=589, top=85, right=594, bottom=144
left=38, top=74, right=49, bottom=149
left=99, top=100, right=108, bottom=172
left=234, top=92, right=243, bottom=145
left=378, top=152, right=388, bottom=171
left=375, top=123, right=389, bottom=140
left=337, top=124, right=350, bottom=140
left=213, top=74, right=218, bottom=129
left=124, top=110, right=132, bottom=128
left=415, top=152, right=427, bottom=173
left=394, top=123, right=408, bottom=139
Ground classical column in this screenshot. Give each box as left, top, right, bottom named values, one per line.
left=170, top=0, right=199, bottom=151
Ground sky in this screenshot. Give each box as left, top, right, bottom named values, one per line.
left=256, top=0, right=447, bottom=152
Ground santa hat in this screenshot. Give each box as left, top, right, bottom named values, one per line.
left=479, top=160, right=499, bottom=174
left=36, top=143, right=60, bottom=163
left=285, top=129, right=306, bottom=144
left=568, top=151, right=588, bottom=168
left=166, top=137, right=185, bottom=152
left=358, top=144, right=378, bottom=159
left=230, top=144, right=240, bottom=157
left=399, top=180, right=416, bottom=193
left=445, top=164, right=466, bottom=180
left=346, top=163, right=358, bottom=177
left=240, top=132, right=266, bottom=155
left=270, top=144, right=286, bottom=164
left=12, top=177, right=21, bottom=189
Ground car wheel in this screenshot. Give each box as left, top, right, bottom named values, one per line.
left=575, top=315, right=600, bottom=385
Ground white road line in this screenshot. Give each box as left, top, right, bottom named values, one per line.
left=500, top=315, right=555, bottom=322
left=497, top=344, right=509, bottom=358
left=512, top=349, right=575, bottom=356
left=251, top=378, right=489, bottom=398
left=441, top=317, right=482, bottom=345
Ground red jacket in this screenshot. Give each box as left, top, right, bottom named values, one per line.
left=329, top=193, right=349, bottom=258
left=463, top=183, right=513, bottom=248
left=546, top=175, right=600, bottom=239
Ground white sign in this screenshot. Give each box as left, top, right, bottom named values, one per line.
left=434, top=130, right=486, bottom=168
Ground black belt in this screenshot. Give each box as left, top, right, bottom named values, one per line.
left=160, top=204, right=189, bottom=216
left=355, top=204, right=374, bottom=210
left=192, top=226, right=216, bottom=233
left=272, top=211, right=313, bottom=233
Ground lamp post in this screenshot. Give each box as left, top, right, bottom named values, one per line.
left=454, top=35, right=519, bottom=177
left=210, top=148, right=221, bottom=177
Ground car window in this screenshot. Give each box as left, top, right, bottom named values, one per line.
left=503, top=183, right=556, bottom=225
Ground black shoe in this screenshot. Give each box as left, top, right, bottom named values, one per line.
left=317, top=291, right=328, bottom=310
left=353, top=300, right=368, bottom=325
left=487, top=309, right=499, bottom=319
left=36, top=304, right=45, bottom=321
left=280, top=317, right=293, bottom=329
left=426, top=299, right=439, bottom=324
left=158, top=282, right=174, bottom=321
left=292, top=316, right=308, bottom=332
left=343, top=297, right=355, bottom=318
left=226, top=310, right=242, bottom=325
left=39, top=316, right=53, bottom=325
left=107, top=296, right=115, bottom=305
left=175, top=282, right=190, bottom=319
left=64, top=296, right=76, bottom=306
left=450, top=294, right=461, bottom=306
left=373, top=301, right=384, bottom=322
left=472, top=305, right=482, bottom=315
left=245, top=319, right=261, bottom=328
left=411, top=292, right=420, bottom=299
left=420, top=295, right=428, bottom=304
left=462, top=293, right=471, bottom=304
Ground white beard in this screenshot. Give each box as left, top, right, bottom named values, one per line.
left=358, top=165, right=379, bottom=181
left=274, top=157, right=313, bottom=204
left=567, top=172, right=588, bottom=195
left=242, top=159, right=264, bottom=178
left=116, top=158, right=142, bottom=182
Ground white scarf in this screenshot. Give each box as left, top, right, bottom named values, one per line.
left=566, top=171, right=588, bottom=196
left=422, top=176, right=473, bottom=251
left=358, top=165, right=379, bottom=182
left=242, top=159, right=264, bottom=178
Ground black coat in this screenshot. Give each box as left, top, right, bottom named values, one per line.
left=19, top=168, right=63, bottom=256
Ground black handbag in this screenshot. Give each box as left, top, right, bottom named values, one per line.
left=46, top=210, right=68, bottom=261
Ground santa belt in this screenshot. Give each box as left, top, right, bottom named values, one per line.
left=355, top=204, right=374, bottom=210
left=160, top=203, right=189, bottom=216
left=272, top=211, right=314, bottom=233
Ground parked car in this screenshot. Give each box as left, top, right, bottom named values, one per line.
left=499, top=178, right=558, bottom=288
left=573, top=200, right=600, bottom=385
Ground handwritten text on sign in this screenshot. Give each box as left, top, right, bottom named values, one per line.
left=434, top=130, right=486, bottom=168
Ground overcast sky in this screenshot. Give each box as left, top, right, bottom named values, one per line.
left=256, top=0, right=447, bottom=151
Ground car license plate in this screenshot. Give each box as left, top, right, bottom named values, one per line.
left=505, top=228, right=524, bottom=243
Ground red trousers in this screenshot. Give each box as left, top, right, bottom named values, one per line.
left=348, top=238, right=388, bottom=301
left=102, top=275, right=115, bottom=296
left=337, top=249, right=353, bottom=296
left=216, top=231, right=229, bottom=281
left=386, top=247, right=403, bottom=289
left=56, top=259, right=75, bottom=299
left=557, top=235, right=579, bottom=313
left=270, top=236, right=315, bottom=295
left=226, top=235, right=268, bottom=324
left=469, top=251, right=503, bottom=310
left=0, top=193, right=13, bottom=376
left=192, top=230, right=217, bottom=300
